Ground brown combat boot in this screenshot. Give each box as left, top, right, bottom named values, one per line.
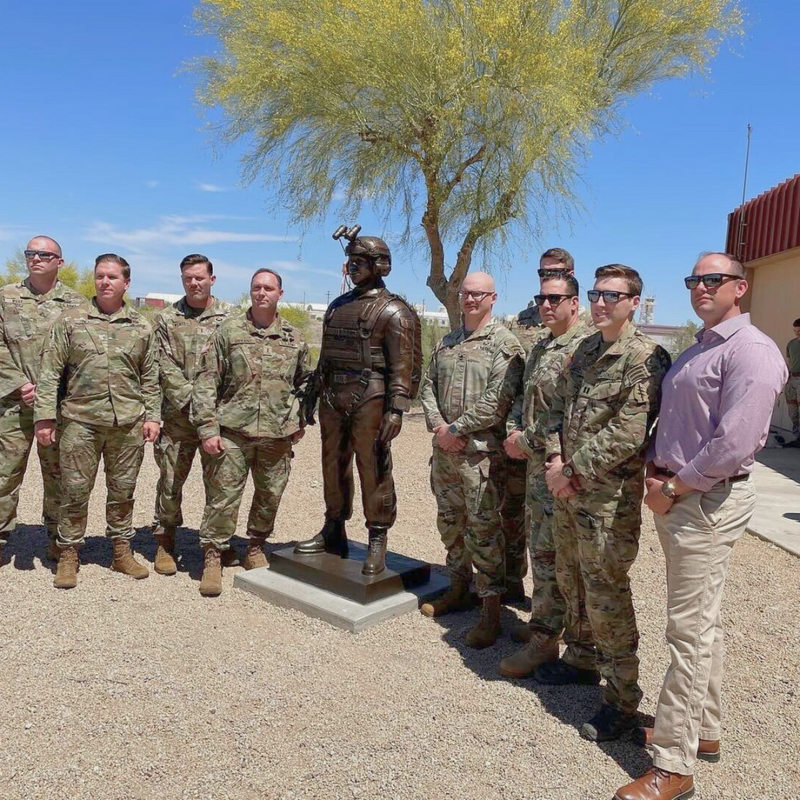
left=420, top=576, right=474, bottom=617
left=499, top=635, right=559, bottom=678
left=46, top=539, right=61, bottom=562
left=153, top=529, right=177, bottom=575
left=510, top=620, right=533, bottom=643
left=199, top=545, right=223, bottom=596
left=243, top=537, right=268, bottom=570
left=465, top=595, right=502, bottom=648
left=362, top=527, right=388, bottom=576
left=111, top=538, right=149, bottom=580
left=614, top=768, right=694, bottom=800
left=54, top=546, right=79, bottom=589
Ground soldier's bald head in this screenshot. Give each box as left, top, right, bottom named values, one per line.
left=461, top=271, right=495, bottom=293
left=27, top=236, right=62, bottom=257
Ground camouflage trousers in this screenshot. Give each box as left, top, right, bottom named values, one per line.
left=554, top=490, right=643, bottom=714
left=785, top=375, right=800, bottom=435
left=58, top=418, right=145, bottom=546
left=525, top=471, right=566, bottom=639
left=199, top=429, right=292, bottom=549
left=500, top=455, right=529, bottom=583
left=0, top=409, right=61, bottom=546
left=430, top=447, right=506, bottom=597
left=152, top=411, right=212, bottom=535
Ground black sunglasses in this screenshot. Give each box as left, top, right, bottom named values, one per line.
left=684, top=273, right=741, bottom=290
left=587, top=290, right=634, bottom=303
left=534, top=293, right=576, bottom=306
left=24, top=249, right=60, bottom=261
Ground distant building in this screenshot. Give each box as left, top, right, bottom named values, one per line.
left=639, top=296, right=655, bottom=325
left=638, top=324, right=684, bottom=350
left=134, top=292, right=183, bottom=309
left=726, top=173, right=800, bottom=431
left=412, top=304, right=450, bottom=327
left=279, top=301, right=329, bottom=320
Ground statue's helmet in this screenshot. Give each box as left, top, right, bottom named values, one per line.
left=345, top=236, right=392, bottom=277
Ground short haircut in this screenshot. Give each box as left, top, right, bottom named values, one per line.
left=793, top=318, right=800, bottom=327
left=251, top=267, right=282, bottom=289
left=95, top=253, right=131, bottom=281
left=30, top=235, right=62, bottom=257
left=180, top=253, right=213, bottom=275
left=541, top=273, right=579, bottom=297
left=540, top=247, right=574, bottom=272
left=696, top=251, right=745, bottom=278
left=594, top=264, right=643, bottom=297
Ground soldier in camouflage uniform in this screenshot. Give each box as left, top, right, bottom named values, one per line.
left=192, top=268, right=309, bottom=597
left=501, top=248, right=580, bottom=604
left=0, top=236, right=88, bottom=565
left=499, top=272, right=590, bottom=679
left=35, top=254, right=161, bottom=589
left=539, top=265, right=671, bottom=741
left=420, top=272, right=524, bottom=649
left=151, top=254, right=233, bottom=574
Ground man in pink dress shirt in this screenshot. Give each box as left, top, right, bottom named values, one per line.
left=615, top=252, right=787, bottom=800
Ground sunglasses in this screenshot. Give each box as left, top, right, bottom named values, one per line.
left=534, top=293, right=576, bottom=306
left=587, top=290, right=634, bottom=303
left=458, top=290, right=494, bottom=301
left=24, top=249, right=60, bottom=261
left=684, top=273, right=741, bottom=290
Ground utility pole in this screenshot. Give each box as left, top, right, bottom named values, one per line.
left=735, top=124, right=753, bottom=261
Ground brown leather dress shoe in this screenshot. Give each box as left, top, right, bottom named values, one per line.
left=614, top=767, right=694, bottom=800
left=635, top=727, right=720, bottom=763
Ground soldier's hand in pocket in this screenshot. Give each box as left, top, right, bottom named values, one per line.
left=143, top=422, right=161, bottom=443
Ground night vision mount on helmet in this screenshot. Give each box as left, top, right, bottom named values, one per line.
left=333, top=223, right=392, bottom=277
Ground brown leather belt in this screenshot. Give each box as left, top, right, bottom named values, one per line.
left=659, top=468, right=749, bottom=485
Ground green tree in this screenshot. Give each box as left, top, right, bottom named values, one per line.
left=279, top=305, right=311, bottom=332
left=669, top=319, right=700, bottom=357
left=193, top=0, right=741, bottom=328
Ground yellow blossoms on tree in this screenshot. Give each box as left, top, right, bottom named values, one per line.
left=193, top=0, right=741, bottom=326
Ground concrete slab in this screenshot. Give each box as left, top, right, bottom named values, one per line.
left=749, top=447, right=800, bottom=557
left=234, top=567, right=450, bottom=632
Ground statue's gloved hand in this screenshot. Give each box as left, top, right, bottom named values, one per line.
left=297, top=372, right=320, bottom=426
left=377, top=411, right=403, bottom=444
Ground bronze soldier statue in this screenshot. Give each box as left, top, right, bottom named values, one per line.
left=295, top=228, right=421, bottom=575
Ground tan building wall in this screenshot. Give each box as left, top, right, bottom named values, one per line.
left=746, top=245, right=800, bottom=431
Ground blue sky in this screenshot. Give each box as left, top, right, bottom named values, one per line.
left=1, top=1, right=798, bottom=324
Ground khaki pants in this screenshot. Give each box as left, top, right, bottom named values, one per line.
left=785, top=375, right=800, bottom=435
left=651, top=478, right=756, bottom=775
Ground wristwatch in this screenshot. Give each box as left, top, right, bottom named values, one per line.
left=661, top=479, right=678, bottom=499
left=561, top=463, right=575, bottom=479
left=448, top=424, right=459, bottom=436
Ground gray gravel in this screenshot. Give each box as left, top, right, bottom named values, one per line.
left=1, top=414, right=798, bottom=799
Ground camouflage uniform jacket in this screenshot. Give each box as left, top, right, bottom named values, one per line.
left=507, top=321, right=590, bottom=475
left=34, top=299, right=161, bottom=426
left=507, top=303, right=592, bottom=357
left=155, top=296, right=234, bottom=416
left=192, top=311, right=309, bottom=440
left=541, top=322, right=671, bottom=487
left=0, top=278, right=88, bottom=417
left=420, top=318, right=524, bottom=454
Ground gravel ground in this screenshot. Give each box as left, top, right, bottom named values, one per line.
left=1, top=414, right=798, bottom=800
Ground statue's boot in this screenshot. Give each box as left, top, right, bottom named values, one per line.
left=362, top=527, right=388, bottom=576
left=294, top=519, right=348, bottom=556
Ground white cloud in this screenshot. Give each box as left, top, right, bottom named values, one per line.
left=0, top=224, right=28, bottom=242
left=269, top=259, right=339, bottom=277
left=144, top=180, right=159, bottom=189
left=84, top=216, right=298, bottom=253
left=198, top=182, right=232, bottom=193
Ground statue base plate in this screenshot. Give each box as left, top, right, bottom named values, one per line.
left=268, top=543, right=430, bottom=604
left=233, top=564, right=449, bottom=633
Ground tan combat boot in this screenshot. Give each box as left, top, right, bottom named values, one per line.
left=243, top=537, right=268, bottom=570
left=46, top=539, right=61, bottom=562
left=111, top=538, right=149, bottom=580
left=498, top=634, right=559, bottom=678
left=465, top=595, right=502, bottom=648
left=153, top=529, right=177, bottom=575
left=199, top=545, right=223, bottom=596
left=54, top=546, right=79, bottom=589
left=420, top=576, right=474, bottom=617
